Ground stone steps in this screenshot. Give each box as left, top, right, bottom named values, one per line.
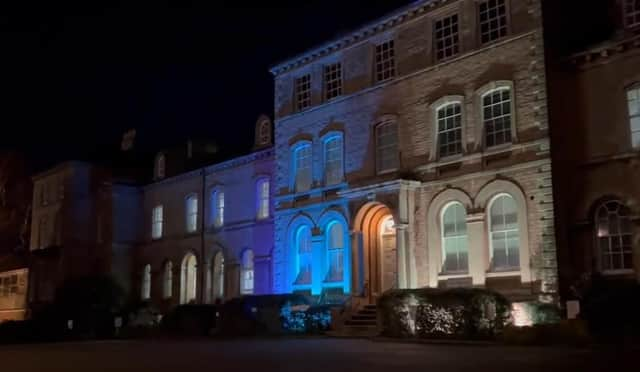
left=328, top=304, right=379, bottom=338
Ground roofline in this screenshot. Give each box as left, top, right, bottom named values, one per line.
left=32, top=161, right=92, bottom=181
left=568, top=34, right=640, bottom=67
left=269, top=0, right=446, bottom=76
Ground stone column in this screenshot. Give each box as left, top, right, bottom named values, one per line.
left=351, top=231, right=364, bottom=296
left=466, top=213, right=487, bottom=286
left=396, top=224, right=408, bottom=289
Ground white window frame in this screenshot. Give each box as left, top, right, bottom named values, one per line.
left=294, top=225, right=313, bottom=286
left=323, top=134, right=344, bottom=186
left=624, top=0, right=640, bottom=29
left=440, top=202, right=469, bottom=274
left=627, top=84, right=640, bottom=148
left=435, top=101, right=464, bottom=159
left=595, top=200, right=634, bottom=274
left=141, top=264, right=151, bottom=300
left=478, top=0, right=509, bottom=45
left=240, top=250, right=255, bottom=295
left=325, top=222, right=345, bottom=283
left=295, top=74, right=312, bottom=112
left=434, top=13, right=460, bottom=61
left=292, top=142, right=313, bottom=193
left=256, top=178, right=270, bottom=220
left=375, top=120, right=399, bottom=174
left=375, top=39, right=396, bottom=83
left=185, top=194, right=198, bottom=233
left=324, top=62, right=343, bottom=101
left=151, top=205, right=164, bottom=240
left=488, top=193, right=521, bottom=272
left=212, top=252, right=225, bottom=300
left=163, top=261, right=173, bottom=299
left=479, top=82, right=516, bottom=149
left=211, top=189, right=225, bottom=228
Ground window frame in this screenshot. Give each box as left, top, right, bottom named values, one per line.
left=212, top=251, right=225, bottom=301
left=623, top=0, right=640, bottom=29
left=294, top=73, right=312, bottom=112
left=374, top=39, right=396, bottom=83
left=477, top=0, right=510, bottom=45
left=626, top=83, right=640, bottom=149
left=487, top=193, right=521, bottom=272
left=210, top=188, right=225, bottom=228
left=323, top=62, right=343, bottom=101
left=185, top=194, right=199, bottom=234
left=594, top=200, right=635, bottom=275
left=240, top=249, right=255, bottom=295
left=163, top=261, right=173, bottom=299
left=323, top=133, right=345, bottom=186
left=141, top=264, right=151, bottom=300
left=256, top=177, right=270, bottom=220
left=324, top=221, right=346, bottom=284
left=291, top=141, right=313, bottom=193
left=151, top=205, right=164, bottom=240
left=478, top=81, right=517, bottom=149
left=433, top=98, right=465, bottom=159
left=434, top=12, right=461, bottom=62
left=375, top=119, right=400, bottom=174
left=294, top=225, right=313, bottom=287
left=155, top=153, right=166, bottom=180
left=440, top=202, right=469, bottom=274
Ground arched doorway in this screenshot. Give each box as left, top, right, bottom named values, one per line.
left=180, top=253, right=198, bottom=304
left=353, top=202, right=396, bottom=301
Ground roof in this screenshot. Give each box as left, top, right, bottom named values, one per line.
left=569, top=34, right=640, bottom=67
left=269, top=0, right=447, bottom=76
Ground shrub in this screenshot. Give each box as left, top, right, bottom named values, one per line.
left=161, top=305, right=218, bottom=337
left=378, top=288, right=511, bottom=339
left=280, top=303, right=332, bottom=334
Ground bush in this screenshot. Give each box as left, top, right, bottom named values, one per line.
left=280, top=303, right=332, bottom=334
left=161, top=305, right=218, bottom=337
left=378, top=288, right=511, bottom=339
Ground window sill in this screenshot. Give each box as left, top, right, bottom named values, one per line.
left=486, top=270, right=520, bottom=278
left=377, top=168, right=398, bottom=176
left=438, top=273, right=470, bottom=280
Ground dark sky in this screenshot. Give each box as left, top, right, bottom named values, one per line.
left=1, top=0, right=413, bottom=171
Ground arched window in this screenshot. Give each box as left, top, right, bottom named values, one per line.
left=212, top=252, right=225, bottom=301
left=163, top=261, right=173, bottom=299
left=151, top=205, right=163, bottom=239
left=141, top=264, right=151, bottom=300
left=295, top=225, right=313, bottom=285
left=325, top=222, right=345, bottom=282
left=324, top=135, right=344, bottom=185
left=211, top=189, right=224, bottom=227
left=259, top=121, right=271, bottom=146
left=376, top=121, right=399, bottom=174
left=180, top=254, right=198, bottom=304
left=241, top=250, right=254, bottom=295
left=627, top=83, right=640, bottom=148
left=293, top=143, right=312, bottom=192
left=489, top=194, right=520, bottom=271
left=483, top=87, right=513, bottom=148
left=155, top=153, right=166, bottom=180
left=256, top=178, right=270, bottom=220
left=441, top=202, right=468, bottom=273
left=436, top=103, right=463, bottom=158
left=185, top=194, right=198, bottom=233
left=596, top=201, right=634, bottom=272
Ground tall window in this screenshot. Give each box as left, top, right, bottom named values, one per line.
left=627, top=85, right=640, bottom=148
left=163, top=261, right=173, bottom=299
left=483, top=88, right=513, bottom=148
left=489, top=194, right=520, bottom=271
left=324, top=135, right=344, bottom=185
left=152, top=205, right=163, bottom=239
left=295, top=226, right=313, bottom=285
left=295, top=74, right=312, bottom=112
left=155, top=153, right=166, bottom=180
left=257, top=179, right=270, bottom=220
left=624, top=0, right=640, bottom=28
left=241, top=250, right=255, bottom=295
left=375, top=40, right=396, bottom=82
left=479, top=0, right=508, bottom=44
left=211, top=190, right=225, bottom=227
left=441, top=203, right=468, bottom=273
left=325, top=223, right=344, bottom=282
left=180, top=254, right=197, bottom=304
left=596, top=201, right=633, bottom=272
left=435, top=14, right=460, bottom=61
left=376, top=121, right=399, bottom=173
left=437, top=102, right=463, bottom=158
left=212, top=252, right=225, bottom=300
left=293, top=144, right=312, bottom=193
left=141, top=264, right=151, bottom=300
left=185, top=195, right=198, bottom=233
left=324, top=63, right=343, bottom=100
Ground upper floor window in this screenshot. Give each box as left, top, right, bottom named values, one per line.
left=257, top=178, right=270, bottom=220
left=479, top=0, right=508, bottom=44
left=435, top=14, right=460, bottom=61
left=627, top=85, right=640, bottom=148
left=211, top=190, right=225, bottom=227
left=295, top=74, right=312, bottom=112
left=293, top=143, right=312, bottom=193
left=624, top=0, right=640, bottom=28
left=324, top=135, right=344, bottom=185
left=295, top=225, right=313, bottom=285
left=489, top=194, right=520, bottom=271
left=325, top=222, right=345, bottom=283
left=375, top=40, right=396, bottom=83
left=324, top=63, right=343, bottom=101
left=240, top=250, right=255, bottom=295
left=483, top=87, right=513, bottom=148
left=152, top=205, right=164, bottom=239
left=596, top=201, right=633, bottom=273
left=155, top=153, right=166, bottom=180
left=441, top=202, right=469, bottom=274
left=376, top=121, right=399, bottom=174
left=436, top=102, right=463, bottom=158
left=185, top=194, right=198, bottom=233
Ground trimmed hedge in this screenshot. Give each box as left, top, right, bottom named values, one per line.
left=378, top=288, right=511, bottom=339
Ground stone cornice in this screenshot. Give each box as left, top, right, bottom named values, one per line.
left=569, top=35, right=640, bottom=68
left=269, top=0, right=450, bottom=76
left=338, top=179, right=421, bottom=200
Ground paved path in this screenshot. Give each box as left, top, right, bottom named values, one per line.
left=0, top=338, right=633, bottom=372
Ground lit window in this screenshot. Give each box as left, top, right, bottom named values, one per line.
left=241, top=250, right=255, bottom=295
left=596, top=201, right=633, bottom=272
left=257, top=179, right=270, bottom=220
left=295, top=225, right=313, bottom=285
left=479, top=0, right=508, bottom=44
left=0, top=275, right=19, bottom=298
left=324, top=63, right=343, bottom=101
left=212, top=252, right=225, bottom=300
left=180, top=254, right=198, bottom=304
left=624, top=0, right=640, bottom=28
left=375, top=40, right=396, bottom=82
left=324, top=135, right=344, bottom=185
left=211, top=190, right=225, bottom=227
left=489, top=194, right=520, bottom=271
left=376, top=121, right=399, bottom=173
left=152, top=205, right=163, bottom=239
left=325, top=223, right=345, bottom=283
left=483, top=88, right=513, bottom=148
left=436, top=102, right=463, bottom=158
left=163, top=261, right=173, bottom=299
left=441, top=202, right=468, bottom=273
left=185, top=195, right=198, bottom=233
left=155, top=153, right=166, bottom=180
left=295, top=74, right=312, bottom=112
left=435, top=14, right=460, bottom=61
left=293, top=144, right=312, bottom=193
left=141, top=264, right=151, bottom=300
left=627, top=85, right=640, bottom=148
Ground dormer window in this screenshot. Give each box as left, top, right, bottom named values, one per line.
left=624, top=0, right=640, bottom=29
left=155, top=153, right=166, bottom=180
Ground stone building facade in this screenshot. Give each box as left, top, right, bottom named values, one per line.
left=271, top=0, right=557, bottom=303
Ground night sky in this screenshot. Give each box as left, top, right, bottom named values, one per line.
left=1, top=0, right=413, bottom=171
